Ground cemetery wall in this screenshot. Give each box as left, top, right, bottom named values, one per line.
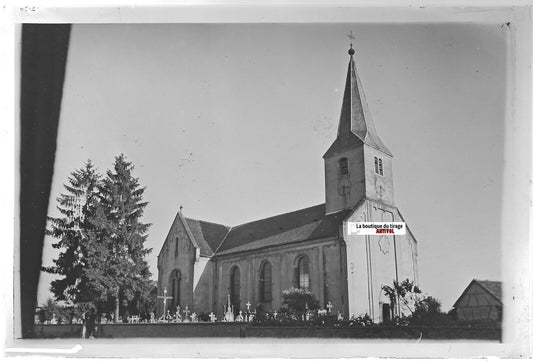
left=33, top=324, right=83, bottom=338
left=31, top=324, right=501, bottom=340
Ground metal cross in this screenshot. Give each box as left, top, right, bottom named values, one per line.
left=157, top=287, right=173, bottom=318
left=326, top=301, right=333, bottom=313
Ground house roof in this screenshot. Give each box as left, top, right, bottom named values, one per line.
left=453, top=279, right=503, bottom=308
left=475, top=280, right=502, bottom=303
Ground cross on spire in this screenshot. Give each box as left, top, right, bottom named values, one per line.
left=347, top=30, right=356, bottom=56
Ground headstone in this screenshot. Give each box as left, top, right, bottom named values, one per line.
left=273, top=311, right=278, bottom=319
left=326, top=301, right=333, bottom=314
left=223, top=295, right=234, bottom=322
left=236, top=311, right=244, bottom=322
left=209, top=312, right=217, bottom=322
left=50, top=314, right=58, bottom=325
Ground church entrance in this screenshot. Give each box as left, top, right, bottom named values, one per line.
left=382, top=303, right=391, bottom=322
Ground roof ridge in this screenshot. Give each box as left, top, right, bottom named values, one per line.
left=183, top=216, right=230, bottom=229
left=230, top=203, right=326, bottom=230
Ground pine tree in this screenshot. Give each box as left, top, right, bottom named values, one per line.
left=43, top=160, right=101, bottom=304
left=86, top=154, right=152, bottom=322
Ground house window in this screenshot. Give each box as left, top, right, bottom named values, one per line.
left=296, top=257, right=310, bottom=289
left=174, top=237, right=179, bottom=258
left=339, top=157, right=349, bottom=175
left=259, top=262, right=273, bottom=302
left=230, top=266, right=241, bottom=313
left=170, top=270, right=181, bottom=310
left=374, top=156, right=384, bottom=176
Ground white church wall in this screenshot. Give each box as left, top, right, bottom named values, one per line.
left=343, top=200, right=418, bottom=323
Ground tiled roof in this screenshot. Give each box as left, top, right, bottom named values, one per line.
left=475, top=280, right=502, bottom=303
left=453, top=279, right=503, bottom=308
left=215, top=204, right=351, bottom=255
left=183, top=218, right=229, bottom=257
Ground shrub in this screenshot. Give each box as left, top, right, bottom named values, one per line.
left=281, top=288, right=320, bottom=316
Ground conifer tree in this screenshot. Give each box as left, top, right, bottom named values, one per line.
left=86, top=154, right=152, bottom=322
left=43, top=160, right=101, bottom=303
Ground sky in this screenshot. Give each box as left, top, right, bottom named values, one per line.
left=37, top=23, right=506, bottom=311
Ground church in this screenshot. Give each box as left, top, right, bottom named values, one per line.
left=156, top=44, right=419, bottom=322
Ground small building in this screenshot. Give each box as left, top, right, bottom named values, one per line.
left=453, top=280, right=502, bottom=322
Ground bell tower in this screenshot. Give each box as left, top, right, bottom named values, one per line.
left=324, top=40, right=394, bottom=214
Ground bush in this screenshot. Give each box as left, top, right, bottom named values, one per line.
left=281, top=288, right=320, bottom=317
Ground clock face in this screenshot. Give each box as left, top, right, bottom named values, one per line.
left=337, top=177, right=352, bottom=196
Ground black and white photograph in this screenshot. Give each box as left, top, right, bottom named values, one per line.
left=4, top=3, right=532, bottom=359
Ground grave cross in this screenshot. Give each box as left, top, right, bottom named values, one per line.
left=157, top=287, right=173, bottom=318
left=184, top=305, right=190, bottom=319
left=246, top=301, right=251, bottom=312
left=273, top=311, right=278, bottom=319
left=209, top=312, right=217, bottom=322
left=326, top=301, right=333, bottom=314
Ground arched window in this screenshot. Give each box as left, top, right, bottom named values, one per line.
left=169, top=270, right=181, bottom=310
left=230, top=266, right=241, bottom=313
left=259, top=262, right=273, bottom=302
left=339, top=157, right=349, bottom=175
left=174, top=237, right=179, bottom=258
left=296, top=256, right=310, bottom=289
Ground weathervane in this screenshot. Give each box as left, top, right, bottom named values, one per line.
left=347, top=30, right=355, bottom=56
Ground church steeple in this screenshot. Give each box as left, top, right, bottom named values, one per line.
left=324, top=40, right=395, bottom=214
left=325, top=44, right=392, bottom=157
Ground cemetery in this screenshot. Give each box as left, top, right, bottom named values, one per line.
left=33, top=291, right=501, bottom=340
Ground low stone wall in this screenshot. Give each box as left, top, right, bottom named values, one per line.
left=33, top=324, right=83, bottom=338
left=31, top=323, right=501, bottom=340
left=97, top=323, right=245, bottom=338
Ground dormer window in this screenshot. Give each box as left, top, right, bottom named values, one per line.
left=339, top=158, right=349, bottom=175
left=374, top=156, right=384, bottom=176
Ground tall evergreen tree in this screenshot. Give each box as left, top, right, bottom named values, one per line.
left=43, top=160, right=101, bottom=303
left=86, top=154, right=152, bottom=322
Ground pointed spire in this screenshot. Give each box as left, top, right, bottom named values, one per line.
left=326, top=40, right=392, bottom=157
